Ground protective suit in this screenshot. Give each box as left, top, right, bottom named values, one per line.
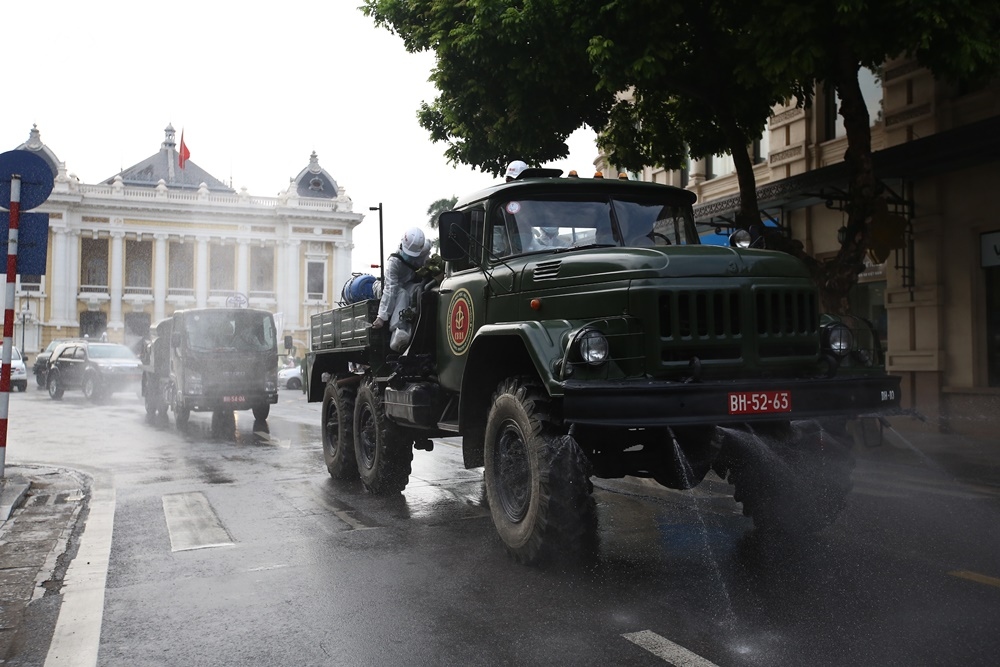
left=373, top=228, right=431, bottom=351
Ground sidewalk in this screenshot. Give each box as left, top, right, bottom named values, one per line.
left=0, top=465, right=89, bottom=663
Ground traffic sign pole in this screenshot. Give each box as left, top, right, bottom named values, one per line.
left=0, top=149, right=55, bottom=479
left=0, top=175, right=20, bottom=477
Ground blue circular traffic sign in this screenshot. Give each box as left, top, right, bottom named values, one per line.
left=0, top=150, right=54, bottom=211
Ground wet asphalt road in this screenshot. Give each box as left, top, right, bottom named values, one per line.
left=5, top=386, right=1000, bottom=666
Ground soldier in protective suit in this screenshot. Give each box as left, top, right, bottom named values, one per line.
left=371, top=227, right=432, bottom=351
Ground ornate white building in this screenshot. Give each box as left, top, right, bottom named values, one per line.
left=10, top=124, right=361, bottom=354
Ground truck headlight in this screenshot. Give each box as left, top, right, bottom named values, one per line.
left=825, top=324, right=853, bottom=357
left=577, top=330, right=609, bottom=366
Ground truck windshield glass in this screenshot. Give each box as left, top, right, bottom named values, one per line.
left=489, top=195, right=698, bottom=257
left=183, top=311, right=276, bottom=353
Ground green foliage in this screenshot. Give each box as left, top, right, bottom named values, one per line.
left=426, top=196, right=457, bottom=229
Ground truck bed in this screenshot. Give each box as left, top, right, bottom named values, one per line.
left=310, top=299, right=379, bottom=351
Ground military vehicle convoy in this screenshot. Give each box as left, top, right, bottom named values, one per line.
left=307, top=172, right=900, bottom=563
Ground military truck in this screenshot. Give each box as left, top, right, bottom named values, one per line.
left=307, top=172, right=900, bottom=564
left=142, top=307, right=279, bottom=425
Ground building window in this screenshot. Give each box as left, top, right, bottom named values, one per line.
left=19, top=275, right=42, bottom=291
left=705, top=153, right=736, bottom=181
left=81, top=238, right=109, bottom=292
left=210, top=244, right=235, bottom=295
left=753, top=123, right=770, bottom=165
left=250, top=246, right=274, bottom=298
left=169, top=242, right=194, bottom=294
left=824, top=67, right=883, bottom=141
left=307, top=261, right=325, bottom=300
left=125, top=240, right=152, bottom=295
left=987, top=266, right=1000, bottom=387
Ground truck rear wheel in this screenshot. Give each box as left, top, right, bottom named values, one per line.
left=322, top=380, right=359, bottom=480
left=252, top=405, right=270, bottom=421
left=484, top=377, right=596, bottom=564
left=353, top=379, right=413, bottom=494
left=722, top=421, right=855, bottom=535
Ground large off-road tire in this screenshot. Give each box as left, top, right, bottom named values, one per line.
left=353, top=379, right=413, bottom=494
left=47, top=371, right=64, bottom=400
left=483, top=377, right=596, bottom=564
left=322, top=380, right=359, bottom=479
left=722, top=421, right=855, bottom=535
left=252, top=404, right=270, bottom=421
left=35, top=371, right=46, bottom=388
left=82, top=372, right=102, bottom=401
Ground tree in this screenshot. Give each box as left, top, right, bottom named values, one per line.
left=426, top=196, right=458, bottom=230
left=426, top=196, right=457, bottom=249
left=748, top=0, right=1000, bottom=311
left=364, top=0, right=1000, bottom=312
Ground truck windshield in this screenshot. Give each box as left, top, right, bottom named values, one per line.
left=183, top=311, right=276, bottom=353
left=488, top=195, right=699, bottom=257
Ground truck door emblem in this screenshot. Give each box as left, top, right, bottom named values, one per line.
left=447, top=288, right=474, bottom=356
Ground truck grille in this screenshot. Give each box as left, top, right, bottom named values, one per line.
left=659, top=286, right=818, bottom=362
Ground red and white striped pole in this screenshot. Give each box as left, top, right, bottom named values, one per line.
left=0, top=174, right=20, bottom=477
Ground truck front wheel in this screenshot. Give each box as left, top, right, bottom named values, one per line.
left=322, top=380, right=359, bottom=480
left=353, top=379, right=413, bottom=494
left=722, top=421, right=855, bottom=535
left=484, top=377, right=595, bottom=564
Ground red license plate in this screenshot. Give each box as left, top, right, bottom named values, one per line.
left=728, top=390, right=791, bottom=415
left=223, top=396, right=246, bottom=403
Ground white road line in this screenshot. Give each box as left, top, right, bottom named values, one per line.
left=162, top=492, right=234, bottom=552
left=45, top=470, right=115, bottom=667
left=622, top=630, right=721, bottom=667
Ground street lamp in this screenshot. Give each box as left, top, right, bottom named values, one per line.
left=369, top=204, right=384, bottom=284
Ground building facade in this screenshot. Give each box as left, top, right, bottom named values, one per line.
left=610, top=59, right=1000, bottom=437
left=9, top=124, right=361, bottom=356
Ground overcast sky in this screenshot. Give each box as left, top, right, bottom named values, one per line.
left=1, top=1, right=597, bottom=274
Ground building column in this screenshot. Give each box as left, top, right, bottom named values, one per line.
left=110, top=231, right=124, bottom=330
left=334, top=241, right=353, bottom=301
left=154, top=234, right=168, bottom=321
left=237, top=239, right=249, bottom=298
left=196, top=237, right=209, bottom=308
left=66, top=230, right=80, bottom=325
left=50, top=229, right=68, bottom=325
left=285, top=240, right=301, bottom=328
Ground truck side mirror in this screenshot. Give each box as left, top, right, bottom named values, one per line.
left=438, top=210, right=470, bottom=261
left=284, top=334, right=294, bottom=351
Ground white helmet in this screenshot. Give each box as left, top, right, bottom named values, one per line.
left=400, top=227, right=426, bottom=257
left=505, top=160, right=528, bottom=181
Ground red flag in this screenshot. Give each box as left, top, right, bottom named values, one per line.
left=178, top=129, right=191, bottom=169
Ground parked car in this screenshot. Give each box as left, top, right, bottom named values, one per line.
left=277, top=364, right=302, bottom=390
left=33, top=338, right=84, bottom=388
left=10, top=346, right=27, bottom=392
left=46, top=341, right=142, bottom=401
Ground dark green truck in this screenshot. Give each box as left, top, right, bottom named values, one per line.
left=308, top=173, right=900, bottom=564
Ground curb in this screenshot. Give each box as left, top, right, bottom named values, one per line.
left=0, top=475, right=31, bottom=523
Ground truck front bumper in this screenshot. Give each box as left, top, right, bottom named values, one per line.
left=562, top=374, right=901, bottom=427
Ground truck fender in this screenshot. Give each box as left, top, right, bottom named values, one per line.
left=457, top=322, right=574, bottom=468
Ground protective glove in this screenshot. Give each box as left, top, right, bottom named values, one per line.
left=371, top=317, right=385, bottom=329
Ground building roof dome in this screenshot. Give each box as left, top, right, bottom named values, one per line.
left=290, top=151, right=338, bottom=199
left=103, top=124, right=234, bottom=193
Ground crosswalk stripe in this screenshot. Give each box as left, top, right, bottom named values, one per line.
left=622, top=630, right=720, bottom=667
left=162, top=492, right=234, bottom=552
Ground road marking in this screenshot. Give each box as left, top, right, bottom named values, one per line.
left=949, top=570, right=1000, bottom=589
left=45, top=469, right=115, bottom=667
left=162, top=492, right=234, bottom=552
left=622, top=630, right=720, bottom=667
